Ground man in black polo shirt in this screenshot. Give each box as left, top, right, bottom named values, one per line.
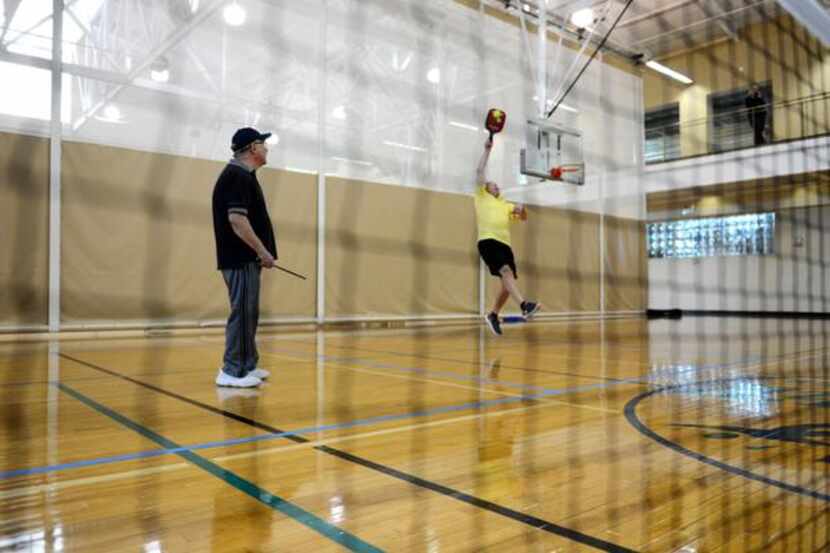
left=212, top=127, right=278, bottom=387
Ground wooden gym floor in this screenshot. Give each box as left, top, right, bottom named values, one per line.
left=1, top=317, right=828, bottom=552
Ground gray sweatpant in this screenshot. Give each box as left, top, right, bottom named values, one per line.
left=221, top=262, right=261, bottom=377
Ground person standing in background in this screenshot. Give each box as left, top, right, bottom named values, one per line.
left=745, top=84, right=768, bottom=146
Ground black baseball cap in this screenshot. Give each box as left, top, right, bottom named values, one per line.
left=231, top=127, right=272, bottom=152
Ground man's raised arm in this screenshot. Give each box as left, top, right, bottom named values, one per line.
left=476, top=137, right=493, bottom=187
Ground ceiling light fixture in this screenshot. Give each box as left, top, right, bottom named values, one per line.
left=149, top=57, right=170, bottom=83
left=571, top=8, right=594, bottom=28
left=533, top=95, right=578, bottom=113
left=97, top=104, right=123, bottom=123
left=646, top=60, right=693, bottom=85
left=223, top=2, right=246, bottom=26
left=331, top=157, right=373, bottom=166
left=449, top=121, right=479, bottom=131
left=426, top=67, right=440, bottom=84
left=383, top=140, right=427, bottom=153
left=392, top=52, right=412, bottom=72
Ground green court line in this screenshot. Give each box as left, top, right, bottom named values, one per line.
left=56, top=382, right=383, bottom=553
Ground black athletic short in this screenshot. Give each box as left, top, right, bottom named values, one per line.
left=477, top=239, right=517, bottom=278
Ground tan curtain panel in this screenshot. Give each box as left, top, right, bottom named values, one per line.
left=0, top=132, right=49, bottom=326
left=325, top=177, right=479, bottom=317
left=61, top=142, right=315, bottom=324
left=257, top=167, right=317, bottom=320
left=486, top=207, right=602, bottom=313
left=603, top=215, right=647, bottom=312
left=5, top=134, right=645, bottom=326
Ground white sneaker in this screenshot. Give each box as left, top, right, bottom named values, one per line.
left=215, top=369, right=262, bottom=388
left=249, top=368, right=270, bottom=380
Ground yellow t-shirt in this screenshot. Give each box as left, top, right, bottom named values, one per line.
left=474, top=185, right=516, bottom=246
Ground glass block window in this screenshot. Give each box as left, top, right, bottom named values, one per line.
left=647, top=213, right=775, bottom=259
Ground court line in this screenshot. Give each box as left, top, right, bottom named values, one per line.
left=294, top=345, right=828, bottom=384
left=260, top=342, right=829, bottom=402
left=0, top=353, right=629, bottom=481
left=624, top=379, right=830, bottom=503
left=55, top=381, right=384, bottom=553
left=271, top=337, right=632, bottom=383
left=0, top=362, right=283, bottom=388
left=23, top=342, right=824, bottom=546
left=48, top=354, right=637, bottom=552
left=260, top=344, right=630, bottom=394
left=8, top=345, right=813, bottom=481
left=264, top=351, right=620, bottom=415
left=6, top=354, right=824, bottom=479
left=0, top=400, right=554, bottom=501
left=270, top=336, right=830, bottom=386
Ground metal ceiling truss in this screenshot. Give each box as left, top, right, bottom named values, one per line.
left=631, top=0, right=772, bottom=47
left=617, top=0, right=698, bottom=29
left=483, top=0, right=640, bottom=61
left=72, top=0, right=225, bottom=131
left=776, top=0, right=830, bottom=46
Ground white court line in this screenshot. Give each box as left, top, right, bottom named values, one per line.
left=0, top=398, right=554, bottom=500
left=260, top=349, right=623, bottom=415
left=269, top=327, right=830, bottom=374
left=5, top=349, right=826, bottom=501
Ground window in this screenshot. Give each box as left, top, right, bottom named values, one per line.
left=644, top=104, right=680, bottom=163
left=647, top=212, right=775, bottom=259
left=709, top=83, right=773, bottom=152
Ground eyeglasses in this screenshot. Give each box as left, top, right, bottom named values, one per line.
left=243, top=140, right=266, bottom=152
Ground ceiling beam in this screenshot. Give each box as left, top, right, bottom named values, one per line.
left=776, top=0, right=830, bottom=46
left=72, top=0, right=225, bottom=132
left=617, top=0, right=698, bottom=29
left=0, top=47, right=130, bottom=84
left=1, top=0, right=84, bottom=48
left=482, top=0, right=639, bottom=60
left=631, top=0, right=770, bottom=47
left=0, top=0, right=24, bottom=44
left=695, top=1, right=738, bottom=40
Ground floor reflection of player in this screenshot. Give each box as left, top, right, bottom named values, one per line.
left=209, top=388, right=274, bottom=551
left=475, top=359, right=525, bottom=501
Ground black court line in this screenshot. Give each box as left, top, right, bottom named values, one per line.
left=55, top=381, right=382, bottom=552
left=625, top=380, right=830, bottom=503
left=0, top=361, right=284, bottom=388
left=60, top=353, right=637, bottom=553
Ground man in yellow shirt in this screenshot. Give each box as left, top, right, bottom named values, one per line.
left=475, top=137, right=540, bottom=336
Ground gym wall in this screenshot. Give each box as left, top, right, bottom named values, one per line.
left=0, top=132, right=49, bottom=327
left=0, top=132, right=647, bottom=327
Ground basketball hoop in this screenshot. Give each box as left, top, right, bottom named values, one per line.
left=548, top=163, right=585, bottom=184
left=520, top=117, right=585, bottom=185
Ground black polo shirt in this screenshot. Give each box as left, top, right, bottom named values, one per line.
left=212, top=160, right=277, bottom=270
left=745, top=94, right=766, bottom=114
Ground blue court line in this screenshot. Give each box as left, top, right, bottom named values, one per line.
left=0, top=376, right=629, bottom=481
left=4, top=346, right=807, bottom=481
left=55, top=382, right=383, bottom=552
left=264, top=339, right=817, bottom=392
left=265, top=346, right=610, bottom=395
